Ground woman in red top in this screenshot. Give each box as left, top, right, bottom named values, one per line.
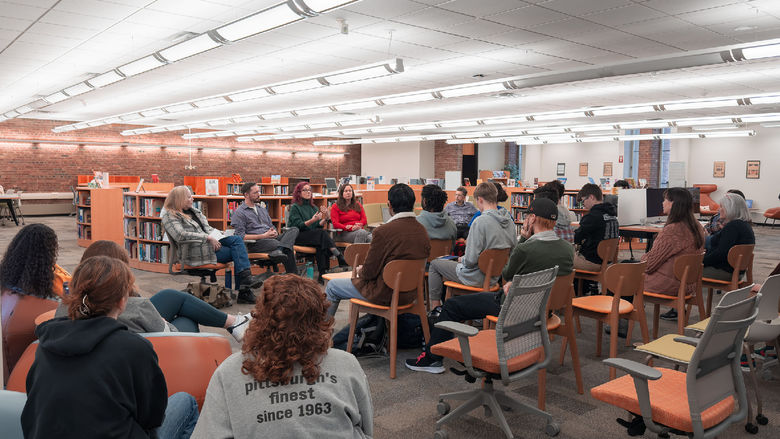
left=330, top=184, right=371, bottom=244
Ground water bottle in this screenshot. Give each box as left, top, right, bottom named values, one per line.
left=305, top=262, right=314, bottom=279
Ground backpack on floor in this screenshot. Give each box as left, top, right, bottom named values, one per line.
left=332, top=314, right=387, bottom=357
left=396, top=313, right=425, bottom=349
left=184, top=282, right=233, bottom=309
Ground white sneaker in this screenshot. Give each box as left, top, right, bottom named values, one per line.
left=229, top=313, right=252, bottom=343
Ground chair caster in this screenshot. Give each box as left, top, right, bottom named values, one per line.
left=745, top=423, right=758, bottom=434
left=545, top=421, right=560, bottom=437
left=433, top=429, right=449, bottom=439
left=436, top=401, right=450, bottom=416
left=756, top=414, right=768, bottom=425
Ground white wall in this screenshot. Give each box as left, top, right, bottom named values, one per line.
left=478, top=142, right=505, bottom=171
left=361, top=141, right=436, bottom=179
left=524, top=141, right=625, bottom=188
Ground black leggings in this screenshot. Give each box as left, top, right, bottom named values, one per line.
left=295, top=229, right=336, bottom=274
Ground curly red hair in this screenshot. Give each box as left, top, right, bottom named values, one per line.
left=241, top=274, right=334, bottom=385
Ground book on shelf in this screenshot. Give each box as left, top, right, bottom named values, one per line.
left=77, top=224, right=91, bottom=239
left=141, top=221, right=164, bottom=241
left=125, top=240, right=137, bottom=259
left=123, top=195, right=136, bottom=215
left=124, top=218, right=137, bottom=237
left=226, top=183, right=243, bottom=195
left=205, top=179, right=219, bottom=196
left=140, top=198, right=165, bottom=217
left=139, top=243, right=168, bottom=263
left=510, top=193, right=532, bottom=208
left=226, top=200, right=241, bottom=221
left=191, top=200, right=208, bottom=217
left=77, top=208, right=91, bottom=223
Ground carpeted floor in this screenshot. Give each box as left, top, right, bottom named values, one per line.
left=3, top=216, right=779, bottom=438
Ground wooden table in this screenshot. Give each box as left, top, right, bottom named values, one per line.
left=619, top=224, right=664, bottom=259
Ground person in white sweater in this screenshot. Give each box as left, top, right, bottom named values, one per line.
left=193, top=275, right=374, bottom=439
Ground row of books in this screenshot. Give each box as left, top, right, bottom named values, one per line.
left=76, top=192, right=91, bottom=205
left=226, top=183, right=243, bottom=195
left=260, top=185, right=288, bottom=195
left=124, top=218, right=137, bottom=237
left=510, top=193, right=532, bottom=208
left=141, top=221, right=164, bottom=241
left=510, top=208, right=531, bottom=223
left=138, top=243, right=169, bottom=263
left=77, top=208, right=91, bottom=223
left=561, top=194, right=585, bottom=210
left=139, top=198, right=164, bottom=217
left=77, top=224, right=91, bottom=239
left=123, top=196, right=136, bottom=215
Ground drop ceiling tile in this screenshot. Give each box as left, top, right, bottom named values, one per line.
left=0, top=16, right=31, bottom=31
left=394, top=7, right=475, bottom=29
left=533, top=40, right=617, bottom=59
left=539, top=0, right=634, bottom=16
left=617, top=16, right=703, bottom=37
left=750, top=0, right=780, bottom=15
left=485, top=29, right=551, bottom=46
left=40, top=9, right=117, bottom=30
left=575, top=30, right=678, bottom=55
left=0, top=2, right=48, bottom=20
left=704, top=15, right=780, bottom=34
left=644, top=27, right=738, bottom=50
left=732, top=28, right=780, bottom=43
left=344, top=0, right=432, bottom=19
left=446, top=18, right=516, bottom=38
left=439, top=39, right=506, bottom=55
left=584, top=4, right=667, bottom=27
left=148, top=0, right=234, bottom=20
left=355, top=22, right=468, bottom=47
left=678, top=3, right=766, bottom=27
left=641, top=0, right=747, bottom=16
left=55, top=0, right=139, bottom=20
left=307, top=10, right=385, bottom=30
left=27, top=21, right=98, bottom=39
left=438, top=0, right=529, bottom=17
left=481, top=47, right=565, bottom=65
left=528, top=18, right=612, bottom=38
left=124, top=9, right=206, bottom=31
left=485, top=5, right=569, bottom=28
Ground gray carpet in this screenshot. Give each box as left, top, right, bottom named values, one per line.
left=3, top=216, right=779, bottom=438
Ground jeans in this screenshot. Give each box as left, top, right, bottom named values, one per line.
left=426, top=292, right=501, bottom=361
left=427, top=259, right=461, bottom=302
left=325, top=277, right=368, bottom=316
left=215, top=235, right=251, bottom=273
left=150, top=289, right=228, bottom=332
left=156, top=392, right=199, bottom=439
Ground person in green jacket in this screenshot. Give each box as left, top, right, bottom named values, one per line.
left=287, top=182, right=347, bottom=283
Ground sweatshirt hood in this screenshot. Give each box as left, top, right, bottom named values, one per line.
left=419, top=210, right=449, bottom=227
left=591, top=201, right=617, bottom=217
left=36, top=316, right=127, bottom=357
left=482, top=208, right=513, bottom=227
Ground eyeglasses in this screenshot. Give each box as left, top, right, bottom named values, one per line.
left=302, top=188, right=312, bottom=192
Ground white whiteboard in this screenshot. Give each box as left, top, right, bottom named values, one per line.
left=445, top=171, right=461, bottom=191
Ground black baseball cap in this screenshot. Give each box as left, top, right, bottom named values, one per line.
left=528, top=198, right=558, bottom=221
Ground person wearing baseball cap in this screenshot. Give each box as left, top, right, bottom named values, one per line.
left=406, top=196, right=574, bottom=375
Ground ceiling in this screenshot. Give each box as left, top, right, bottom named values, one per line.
left=3, top=0, right=780, bottom=140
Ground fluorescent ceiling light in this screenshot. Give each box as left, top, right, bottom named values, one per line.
left=194, top=97, right=229, bottom=108
left=64, top=82, right=93, bottom=97
left=381, top=94, right=435, bottom=105
left=738, top=114, right=780, bottom=123
left=15, top=105, right=33, bottom=114
left=296, top=107, right=332, bottom=116
left=664, top=100, right=737, bottom=111
left=118, top=55, right=166, bottom=77
left=87, top=70, right=124, bottom=88
left=207, top=119, right=232, bottom=126
left=228, top=89, right=272, bottom=102
left=438, top=83, right=507, bottom=98
left=159, top=34, right=220, bottom=62
left=270, top=78, right=324, bottom=94
left=261, top=112, right=291, bottom=120
left=3, top=110, right=19, bottom=118
left=619, top=120, right=670, bottom=129
left=483, top=117, right=526, bottom=125
left=334, top=101, right=378, bottom=111
left=232, top=116, right=261, bottom=124
left=323, top=60, right=402, bottom=85
left=741, top=43, right=780, bottom=60
left=164, top=103, right=195, bottom=113
left=301, top=0, right=359, bottom=13
left=44, top=91, right=68, bottom=104
left=215, top=2, right=303, bottom=42
left=749, top=95, right=780, bottom=105
left=141, top=109, right=166, bottom=117
left=700, top=130, right=754, bottom=138
left=691, top=124, right=738, bottom=131
left=591, top=106, right=655, bottom=116
left=533, top=112, right=584, bottom=121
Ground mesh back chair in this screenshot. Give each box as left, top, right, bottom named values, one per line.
left=591, top=290, right=760, bottom=439
left=485, top=272, right=584, bottom=398
left=321, top=243, right=370, bottom=283
left=430, top=267, right=560, bottom=438
left=573, top=237, right=619, bottom=296
left=346, top=258, right=429, bottom=379
left=167, top=234, right=232, bottom=288
left=640, top=253, right=706, bottom=339
left=572, top=262, right=650, bottom=379
left=702, top=244, right=754, bottom=316
left=0, top=390, right=25, bottom=439
left=443, top=248, right=510, bottom=301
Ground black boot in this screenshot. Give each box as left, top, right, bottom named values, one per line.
left=237, top=269, right=263, bottom=289
left=237, top=287, right=257, bottom=304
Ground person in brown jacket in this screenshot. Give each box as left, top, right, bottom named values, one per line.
left=325, top=183, right=431, bottom=316
left=642, top=187, right=705, bottom=321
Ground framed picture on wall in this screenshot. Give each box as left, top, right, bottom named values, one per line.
left=579, top=162, right=588, bottom=176
left=603, top=162, right=613, bottom=177
left=556, top=163, right=565, bottom=176
left=746, top=160, right=760, bottom=179
left=713, top=161, right=726, bottom=178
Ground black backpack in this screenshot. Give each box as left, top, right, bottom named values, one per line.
left=332, top=313, right=426, bottom=356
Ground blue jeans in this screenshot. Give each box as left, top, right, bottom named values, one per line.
left=215, top=235, right=250, bottom=273
left=150, top=289, right=228, bottom=332
left=325, top=278, right=368, bottom=316
left=156, top=392, right=199, bottom=439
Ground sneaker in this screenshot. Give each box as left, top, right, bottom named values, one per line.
left=405, top=351, right=445, bottom=374
left=228, top=313, right=253, bottom=343
left=237, top=288, right=257, bottom=304
left=754, top=346, right=777, bottom=360
left=659, top=309, right=678, bottom=321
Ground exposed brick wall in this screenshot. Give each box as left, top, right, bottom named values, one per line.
left=434, top=140, right=462, bottom=179
left=0, top=118, right=360, bottom=192
left=637, top=129, right=661, bottom=186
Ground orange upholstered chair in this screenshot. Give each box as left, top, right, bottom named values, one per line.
left=430, top=267, right=559, bottom=438
left=346, top=258, right=429, bottom=379
left=1, top=292, right=58, bottom=382
left=763, top=207, right=780, bottom=225
left=571, top=262, right=650, bottom=379
left=591, top=290, right=759, bottom=438
left=694, top=184, right=719, bottom=214
left=7, top=333, right=232, bottom=409
left=443, top=248, right=510, bottom=300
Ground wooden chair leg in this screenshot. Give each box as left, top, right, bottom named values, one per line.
left=559, top=337, right=568, bottom=365
left=566, top=325, right=584, bottom=394
left=676, top=304, right=685, bottom=335
left=389, top=314, right=398, bottom=379
left=625, top=320, right=634, bottom=347
left=537, top=369, right=546, bottom=410
left=346, top=305, right=360, bottom=353
left=652, top=304, right=660, bottom=340
left=575, top=314, right=582, bottom=333
left=696, top=290, right=707, bottom=319
left=637, top=311, right=650, bottom=345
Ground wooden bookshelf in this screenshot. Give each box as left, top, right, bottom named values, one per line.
left=77, top=175, right=141, bottom=185
left=75, top=187, right=124, bottom=247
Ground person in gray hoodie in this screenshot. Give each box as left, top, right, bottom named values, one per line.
left=416, top=184, right=457, bottom=241
left=427, top=182, right=516, bottom=308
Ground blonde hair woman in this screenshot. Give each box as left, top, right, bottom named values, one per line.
left=161, top=186, right=262, bottom=303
